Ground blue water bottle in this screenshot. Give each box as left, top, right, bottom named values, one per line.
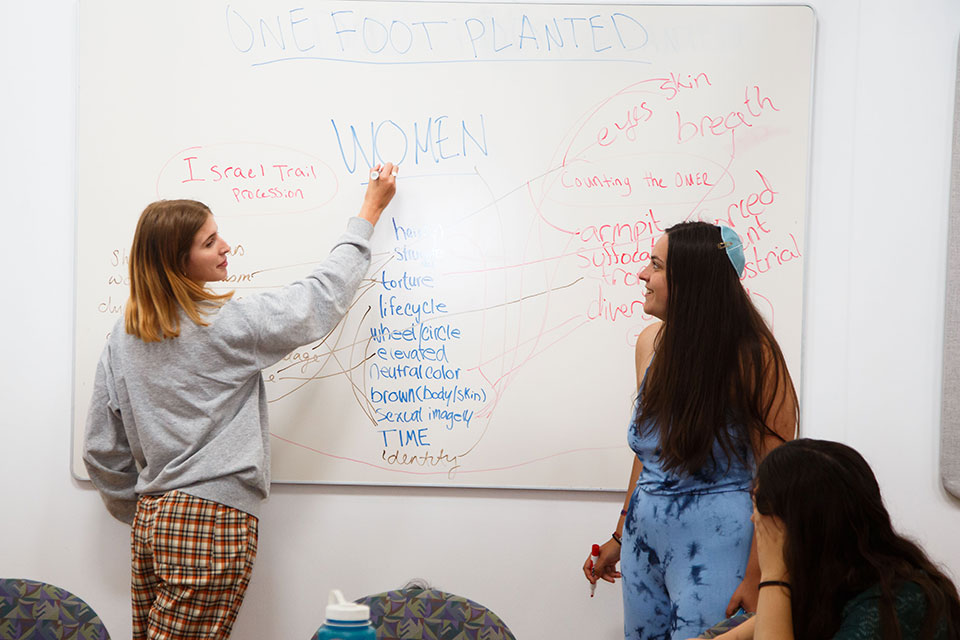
left=312, top=589, right=376, bottom=640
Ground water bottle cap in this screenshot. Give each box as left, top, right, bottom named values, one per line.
left=325, top=589, right=370, bottom=622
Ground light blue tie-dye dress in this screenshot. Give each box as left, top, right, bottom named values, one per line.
left=621, top=385, right=755, bottom=640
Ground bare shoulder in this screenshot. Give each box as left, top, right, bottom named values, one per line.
left=758, top=337, right=799, bottom=447
left=634, top=322, right=661, bottom=386
left=635, top=322, right=661, bottom=360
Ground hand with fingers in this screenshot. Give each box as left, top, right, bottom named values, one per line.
left=582, top=537, right=622, bottom=590
left=359, top=161, right=398, bottom=227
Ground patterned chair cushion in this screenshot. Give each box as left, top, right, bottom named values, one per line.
left=356, top=588, right=515, bottom=640
left=0, top=578, right=109, bottom=640
left=699, top=611, right=755, bottom=638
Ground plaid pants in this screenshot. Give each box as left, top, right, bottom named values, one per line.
left=131, top=491, right=258, bottom=640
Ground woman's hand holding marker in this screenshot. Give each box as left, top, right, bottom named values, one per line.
left=583, top=537, right=622, bottom=589
left=359, top=162, right=398, bottom=227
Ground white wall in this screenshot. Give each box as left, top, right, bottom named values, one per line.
left=1, top=2, right=958, bottom=639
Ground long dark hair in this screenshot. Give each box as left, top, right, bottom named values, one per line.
left=638, top=221, right=796, bottom=473
left=755, top=439, right=960, bottom=639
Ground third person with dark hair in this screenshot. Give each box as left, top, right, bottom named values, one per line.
left=705, top=438, right=960, bottom=640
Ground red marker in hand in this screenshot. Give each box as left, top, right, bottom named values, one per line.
left=589, top=543, right=601, bottom=597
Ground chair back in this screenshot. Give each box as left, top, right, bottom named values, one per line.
left=356, top=587, right=515, bottom=640
left=0, top=578, right=110, bottom=640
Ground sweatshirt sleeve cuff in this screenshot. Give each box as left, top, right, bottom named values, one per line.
left=347, top=216, right=375, bottom=239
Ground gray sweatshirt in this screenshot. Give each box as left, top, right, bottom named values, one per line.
left=83, top=217, right=373, bottom=524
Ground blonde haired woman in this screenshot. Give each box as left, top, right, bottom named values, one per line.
left=83, top=164, right=397, bottom=639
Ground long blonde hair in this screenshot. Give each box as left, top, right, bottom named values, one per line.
left=124, top=200, right=233, bottom=342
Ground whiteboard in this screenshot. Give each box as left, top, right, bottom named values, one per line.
left=74, top=1, right=815, bottom=489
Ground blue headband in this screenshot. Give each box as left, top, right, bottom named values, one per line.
left=718, top=225, right=745, bottom=278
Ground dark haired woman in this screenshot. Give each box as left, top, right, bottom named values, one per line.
left=725, top=438, right=960, bottom=640
left=83, top=164, right=397, bottom=639
left=583, top=222, right=798, bottom=640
